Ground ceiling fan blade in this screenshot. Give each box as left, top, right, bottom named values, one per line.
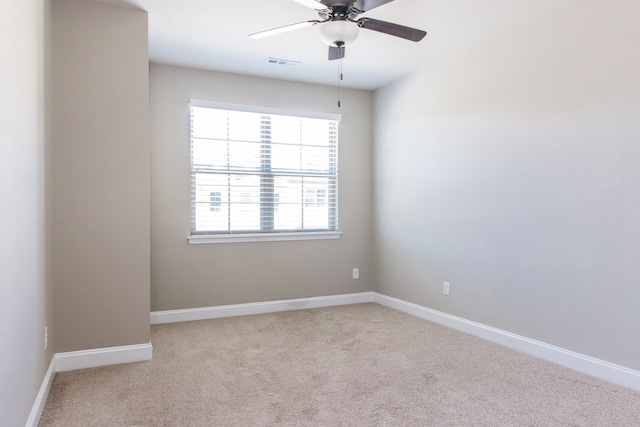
left=249, top=20, right=320, bottom=39
left=357, top=18, right=426, bottom=41
left=352, top=0, right=395, bottom=13
left=328, top=45, right=345, bottom=60
left=293, top=0, right=327, bottom=10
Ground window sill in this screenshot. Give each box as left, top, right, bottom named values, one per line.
left=188, top=231, right=343, bottom=244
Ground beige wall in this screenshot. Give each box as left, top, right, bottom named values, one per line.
left=373, top=0, right=640, bottom=370
left=0, top=0, right=53, bottom=424
left=52, top=0, right=150, bottom=351
left=150, top=64, right=373, bottom=310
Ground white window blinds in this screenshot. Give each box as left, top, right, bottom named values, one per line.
left=190, top=101, right=339, bottom=235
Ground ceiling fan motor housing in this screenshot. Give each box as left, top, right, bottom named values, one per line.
left=318, top=17, right=360, bottom=47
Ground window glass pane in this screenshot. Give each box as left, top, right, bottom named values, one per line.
left=192, top=138, right=228, bottom=168
left=274, top=176, right=302, bottom=230
left=302, top=177, right=330, bottom=230
left=272, top=143, right=301, bottom=173
left=301, top=119, right=332, bottom=146
left=210, top=192, right=222, bottom=212
left=301, top=146, right=331, bottom=173
left=194, top=173, right=229, bottom=231
left=191, top=107, right=227, bottom=140
left=228, top=140, right=261, bottom=172
left=228, top=111, right=261, bottom=142
left=229, top=175, right=260, bottom=231
left=271, top=116, right=301, bottom=145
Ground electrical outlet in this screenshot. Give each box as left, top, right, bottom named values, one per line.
left=44, top=326, right=48, bottom=350
left=443, top=281, right=450, bottom=296
left=352, top=268, right=360, bottom=280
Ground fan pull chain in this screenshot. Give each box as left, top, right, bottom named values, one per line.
left=338, top=59, right=343, bottom=108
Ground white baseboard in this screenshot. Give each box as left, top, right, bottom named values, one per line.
left=28, top=292, right=640, bottom=427
left=27, top=343, right=153, bottom=426
left=55, top=342, right=153, bottom=372
left=25, top=356, right=57, bottom=427
left=150, top=291, right=640, bottom=391
left=151, top=292, right=374, bottom=325
left=372, top=292, right=640, bottom=392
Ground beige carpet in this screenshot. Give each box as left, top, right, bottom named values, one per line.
left=39, top=303, right=640, bottom=426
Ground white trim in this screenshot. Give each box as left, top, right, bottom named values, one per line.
left=55, top=343, right=153, bottom=372
left=25, top=356, right=56, bottom=427
left=151, top=292, right=374, bottom=325
left=190, top=99, right=342, bottom=121
left=188, top=231, right=342, bottom=245
left=372, top=293, right=640, bottom=392
left=29, top=292, right=640, bottom=427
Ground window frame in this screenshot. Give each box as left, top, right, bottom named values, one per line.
left=188, top=100, right=342, bottom=244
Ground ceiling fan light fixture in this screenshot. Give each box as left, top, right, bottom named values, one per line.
left=318, top=20, right=359, bottom=47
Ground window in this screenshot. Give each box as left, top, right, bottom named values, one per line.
left=209, top=192, right=221, bottom=212
left=189, top=101, right=340, bottom=243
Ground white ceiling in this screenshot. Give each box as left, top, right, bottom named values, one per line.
left=119, top=0, right=573, bottom=90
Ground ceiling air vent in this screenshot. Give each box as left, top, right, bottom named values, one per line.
left=266, top=57, right=300, bottom=67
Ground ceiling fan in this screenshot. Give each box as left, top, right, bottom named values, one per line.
left=249, top=0, right=427, bottom=60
